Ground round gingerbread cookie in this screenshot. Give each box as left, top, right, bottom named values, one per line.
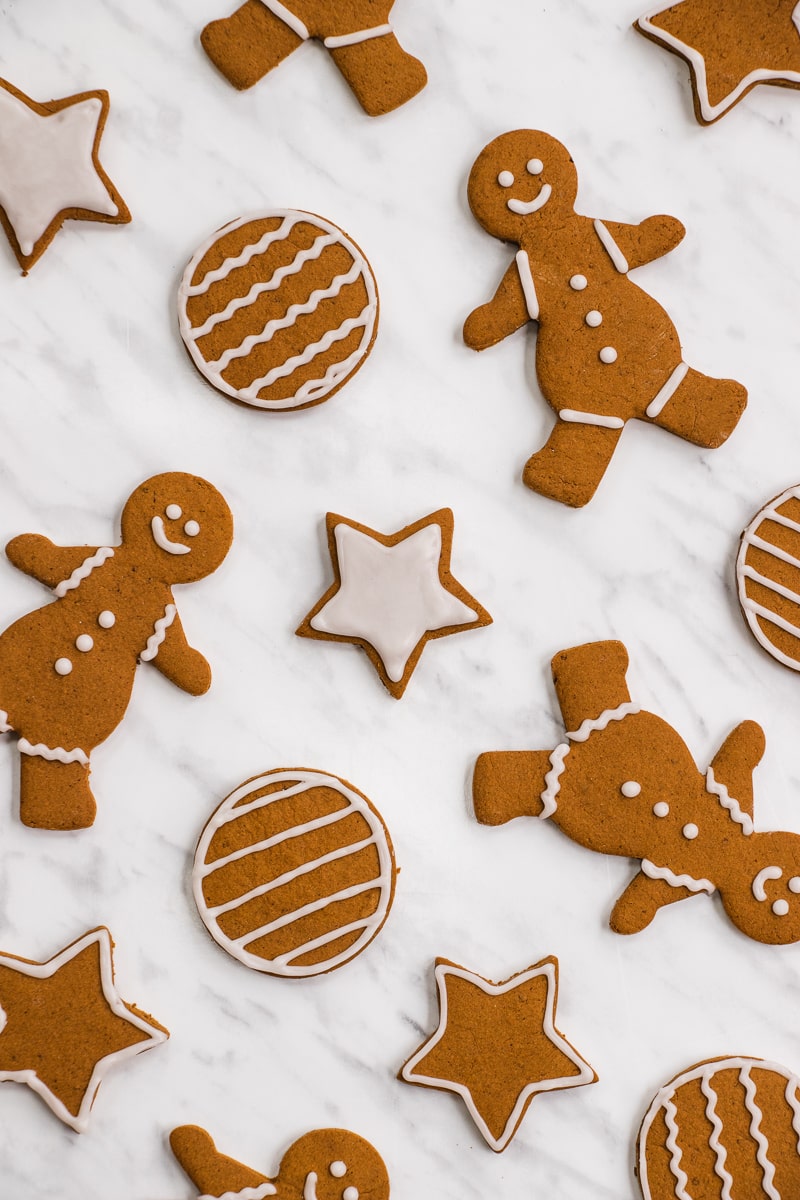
left=177, top=211, right=378, bottom=411
left=737, top=484, right=800, bottom=671
left=637, top=1056, right=800, bottom=1199
left=193, top=768, right=396, bottom=977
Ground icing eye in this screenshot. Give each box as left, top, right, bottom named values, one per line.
left=620, top=780, right=641, bottom=798
left=342, top=1190, right=359, bottom=1200
left=184, top=520, right=200, bottom=537
left=166, top=504, right=182, bottom=520
left=526, top=158, right=543, bottom=175
left=497, top=170, right=514, bottom=187
left=330, top=1163, right=347, bottom=1178
left=790, top=877, right=800, bottom=893
left=653, top=802, right=669, bottom=818
left=773, top=899, right=790, bottom=916
left=682, top=823, right=699, bottom=840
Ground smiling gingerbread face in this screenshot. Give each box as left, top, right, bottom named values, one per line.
left=467, top=130, right=578, bottom=242
left=275, top=1129, right=390, bottom=1200
left=120, top=472, right=234, bottom=583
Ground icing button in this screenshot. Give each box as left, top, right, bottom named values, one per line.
left=585, top=310, right=602, bottom=327
left=98, top=611, right=116, bottom=629
left=682, top=823, right=699, bottom=840
left=653, top=802, right=669, bottom=818
left=599, top=346, right=618, bottom=364
left=620, top=780, right=641, bottom=798
left=55, top=657, right=73, bottom=676
left=75, top=635, right=93, bottom=653
left=569, top=274, right=588, bottom=291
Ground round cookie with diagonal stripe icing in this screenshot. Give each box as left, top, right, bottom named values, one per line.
left=637, top=1056, right=800, bottom=1200
left=192, top=768, right=396, bottom=977
left=177, top=211, right=378, bottom=410
left=737, top=484, right=800, bottom=672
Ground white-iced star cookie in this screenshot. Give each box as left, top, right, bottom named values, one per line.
left=0, top=77, right=130, bottom=273
left=297, top=509, right=492, bottom=698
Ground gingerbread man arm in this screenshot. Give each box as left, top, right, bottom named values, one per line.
left=463, top=259, right=531, bottom=352
left=5, top=535, right=103, bottom=590
left=595, top=215, right=686, bottom=272
left=144, top=608, right=212, bottom=696
left=170, top=1126, right=271, bottom=1195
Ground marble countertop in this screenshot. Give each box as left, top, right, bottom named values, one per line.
left=2, top=1, right=800, bottom=1197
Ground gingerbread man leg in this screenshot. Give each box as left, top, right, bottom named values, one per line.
left=325, top=34, right=427, bottom=117
left=522, top=419, right=624, bottom=508
left=550, top=640, right=631, bottom=734
left=18, top=751, right=96, bottom=831
left=473, top=750, right=554, bottom=825
left=645, top=364, right=747, bottom=448
left=610, top=871, right=698, bottom=934
left=201, top=1, right=303, bottom=91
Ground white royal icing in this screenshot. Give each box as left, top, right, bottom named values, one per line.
left=198, top=1185, right=276, bottom=1200
left=515, top=249, right=539, bottom=320
left=507, top=184, right=552, bottom=215
left=737, top=485, right=800, bottom=671
left=559, top=409, right=624, bottom=429
left=540, top=743, right=570, bottom=819
left=53, top=547, right=114, bottom=598
left=752, top=865, right=783, bottom=902
left=638, top=1057, right=800, bottom=1200
left=569, top=274, right=587, bottom=290
left=324, top=24, right=393, bottom=48
left=98, top=610, right=115, bottom=628
left=645, top=361, right=688, bottom=419
left=75, top=634, right=93, bottom=652
left=140, top=604, right=177, bottom=662
left=193, top=770, right=394, bottom=978
left=682, top=823, right=699, bottom=840
left=641, top=858, right=715, bottom=894
left=165, top=503, right=182, bottom=520
left=498, top=171, right=514, bottom=187
left=400, top=959, right=596, bottom=1153
left=177, top=211, right=378, bottom=411
left=705, top=766, right=754, bottom=836
left=184, top=520, right=200, bottom=537
left=258, top=0, right=309, bottom=39
left=342, top=1190, right=358, bottom=1200
left=585, top=310, right=602, bottom=327
left=329, top=1162, right=347, bottom=1178
left=566, top=702, right=640, bottom=742
left=526, top=158, right=543, bottom=175
left=599, top=346, right=618, bottom=364
left=151, top=516, right=191, bottom=555
left=621, top=781, right=641, bottom=797
left=0, top=709, right=12, bottom=734
left=636, top=5, right=800, bottom=123
left=54, top=657, right=72, bottom=676
left=309, top=519, right=478, bottom=684
left=0, top=89, right=119, bottom=258
left=773, top=900, right=790, bottom=916
left=653, top=802, right=669, bottom=818
left=0, top=928, right=167, bottom=1133
left=18, top=738, right=89, bottom=767
left=303, top=1176, right=319, bottom=1200
left=593, top=219, right=629, bottom=273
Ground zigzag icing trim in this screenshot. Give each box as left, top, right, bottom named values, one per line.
left=641, top=858, right=715, bottom=894
left=140, top=604, right=177, bottom=662
left=566, top=702, right=640, bottom=742
left=700, top=1068, right=734, bottom=1200
left=706, top=766, right=754, bottom=836
left=0, top=709, right=12, bottom=734
left=741, top=1065, right=780, bottom=1200
left=663, top=1094, right=690, bottom=1200
left=198, top=1185, right=276, bottom=1200
left=18, top=739, right=89, bottom=766
left=540, top=743, right=569, bottom=818
left=53, top=547, right=114, bottom=598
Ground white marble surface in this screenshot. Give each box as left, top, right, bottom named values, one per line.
left=1, top=1, right=800, bottom=1197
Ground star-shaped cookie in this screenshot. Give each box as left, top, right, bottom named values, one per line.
left=636, top=0, right=800, bottom=124
left=399, top=956, right=597, bottom=1152
left=296, top=509, right=492, bottom=698
left=0, top=77, right=130, bottom=272
left=0, top=927, right=168, bottom=1131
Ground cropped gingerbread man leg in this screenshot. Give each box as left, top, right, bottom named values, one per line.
left=18, top=748, right=96, bottom=831
left=522, top=418, right=624, bottom=508
left=645, top=363, right=747, bottom=448
left=201, top=2, right=304, bottom=91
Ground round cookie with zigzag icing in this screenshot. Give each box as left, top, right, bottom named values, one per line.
left=737, top=484, right=800, bottom=673
left=177, top=210, right=379, bottom=411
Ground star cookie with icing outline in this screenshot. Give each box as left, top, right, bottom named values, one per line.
left=296, top=509, right=492, bottom=698
left=0, top=927, right=168, bottom=1131
left=0, top=77, right=130, bottom=273
left=399, top=956, right=597, bottom=1152
left=635, top=0, right=800, bottom=124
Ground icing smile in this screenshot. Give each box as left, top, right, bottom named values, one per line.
left=151, top=515, right=191, bottom=556
left=507, top=184, right=552, bottom=215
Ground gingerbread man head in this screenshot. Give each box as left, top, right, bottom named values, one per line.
left=467, top=130, right=578, bottom=243
left=120, top=472, right=233, bottom=584
left=275, top=1129, right=390, bottom=1200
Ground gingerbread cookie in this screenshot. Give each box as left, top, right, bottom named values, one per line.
left=0, top=473, right=233, bottom=830
left=637, top=1056, right=800, bottom=1199
left=0, top=927, right=167, bottom=1132
left=474, top=639, right=800, bottom=945
left=464, top=130, right=746, bottom=507
left=635, top=2, right=800, bottom=125
left=0, top=77, right=130, bottom=273
left=193, top=768, right=396, bottom=977
left=399, top=956, right=596, bottom=1153
left=737, top=484, right=800, bottom=673
left=200, top=1, right=426, bottom=116
left=296, top=509, right=491, bottom=698
left=178, top=211, right=378, bottom=411
left=171, top=1123, right=390, bottom=1199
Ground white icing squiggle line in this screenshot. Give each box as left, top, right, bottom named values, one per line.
left=238, top=307, right=370, bottom=401
left=207, top=262, right=363, bottom=372
left=540, top=743, right=569, bottom=819
left=559, top=408, right=624, bottom=430
left=191, top=233, right=338, bottom=338
left=700, top=1068, right=734, bottom=1200
left=0, top=709, right=12, bottom=734
left=18, top=739, right=89, bottom=767
left=566, top=702, right=640, bottom=742
left=641, top=858, right=715, bottom=894
left=593, top=219, right=629, bottom=273
left=740, top=1065, right=781, bottom=1200
left=187, top=215, right=300, bottom=296
left=663, top=1095, right=690, bottom=1200
left=515, top=249, right=539, bottom=320
left=140, top=604, right=177, bottom=662
left=324, top=23, right=393, bottom=48
left=291, top=345, right=366, bottom=404
left=53, top=546, right=114, bottom=598
left=198, top=1185, right=276, bottom=1200
left=786, top=1075, right=800, bottom=1154
left=706, top=766, right=754, bottom=836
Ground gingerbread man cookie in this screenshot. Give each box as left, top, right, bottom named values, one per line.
left=474, top=640, right=800, bottom=945
left=464, top=131, right=746, bottom=507
left=0, top=473, right=233, bottom=830
left=170, top=1123, right=390, bottom=1200
left=201, top=1, right=427, bottom=116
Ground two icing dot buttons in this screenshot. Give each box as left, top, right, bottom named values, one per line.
left=330, top=1160, right=358, bottom=1200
